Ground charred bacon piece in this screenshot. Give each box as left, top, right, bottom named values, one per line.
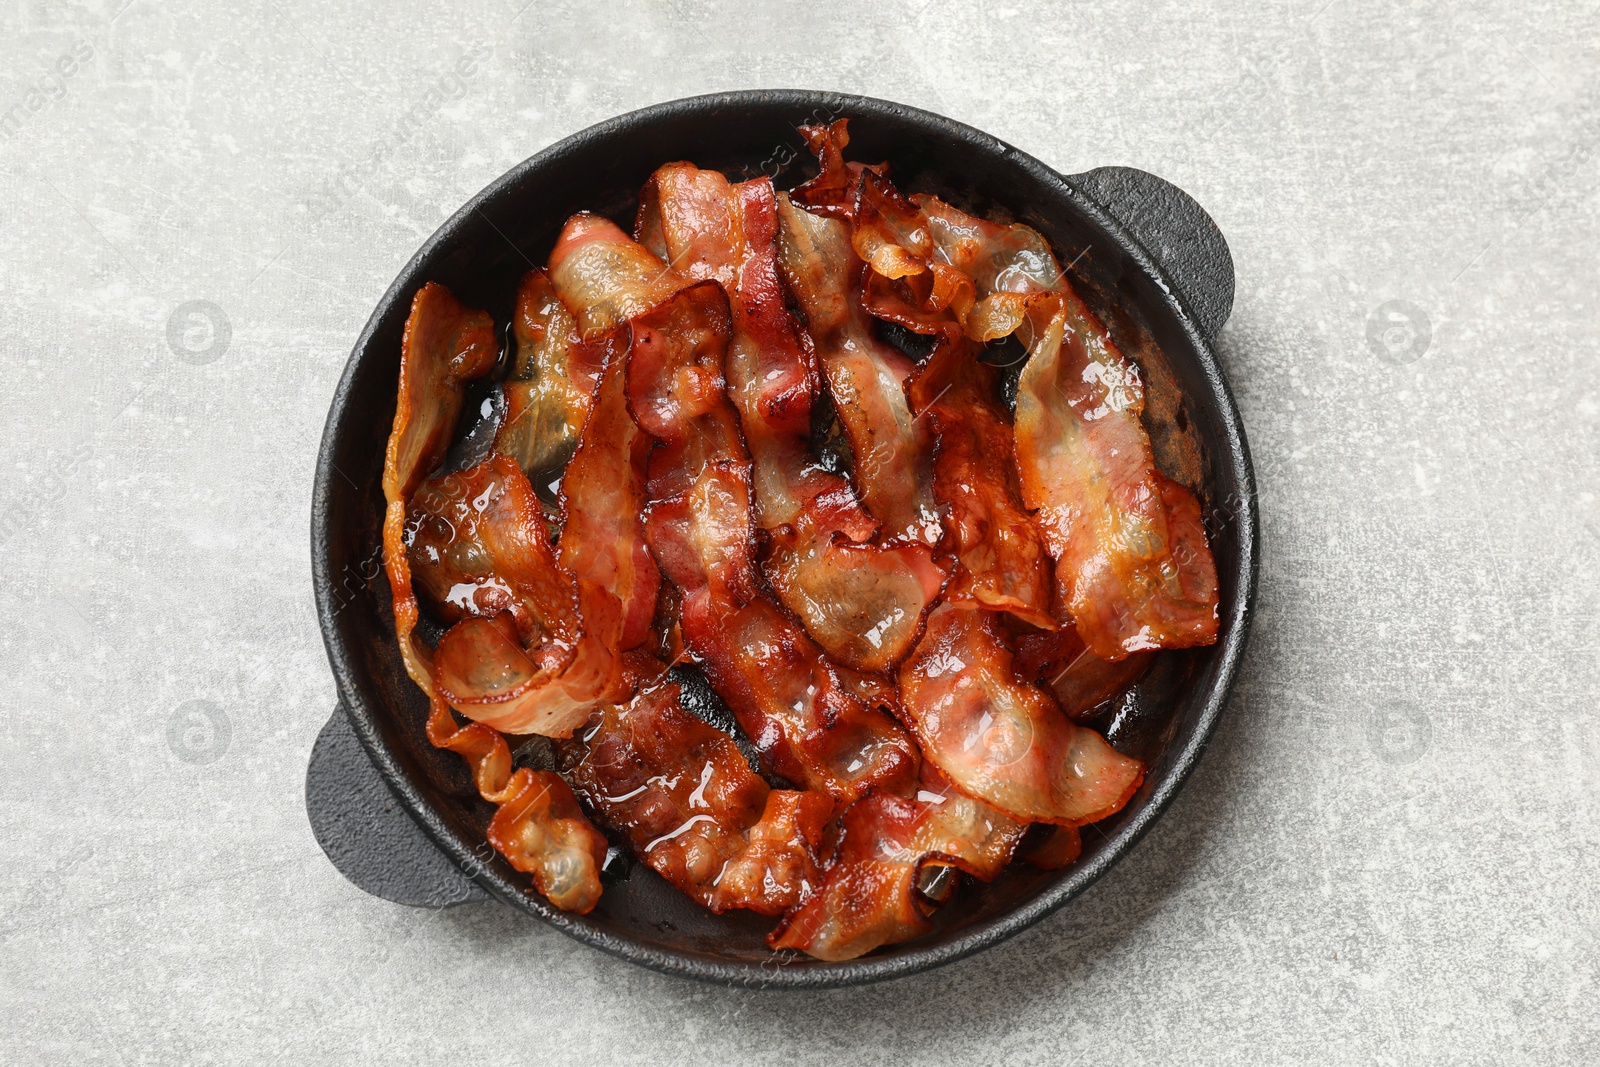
left=769, top=765, right=1025, bottom=961
left=559, top=665, right=831, bottom=915
left=637, top=162, right=944, bottom=672
left=381, top=282, right=606, bottom=913
left=898, top=602, right=1145, bottom=826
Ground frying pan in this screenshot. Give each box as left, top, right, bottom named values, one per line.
left=307, top=90, right=1257, bottom=988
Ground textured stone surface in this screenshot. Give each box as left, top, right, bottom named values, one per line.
left=2, top=1, right=1597, bottom=1063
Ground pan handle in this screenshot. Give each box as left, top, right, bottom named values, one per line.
left=305, top=704, right=487, bottom=908
left=1061, top=166, right=1235, bottom=341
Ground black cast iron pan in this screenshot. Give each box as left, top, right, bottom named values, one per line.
left=307, top=89, right=1257, bottom=988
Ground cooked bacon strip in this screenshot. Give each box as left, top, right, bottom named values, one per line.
left=381, top=282, right=499, bottom=693
left=420, top=700, right=605, bottom=913
left=915, top=194, right=1062, bottom=341
left=638, top=162, right=943, bottom=670
left=907, top=196, right=1218, bottom=657
left=775, top=191, right=940, bottom=547
left=1015, top=302, right=1220, bottom=658
left=898, top=603, right=1144, bottom=825
left=625, top=280, right=747, bottom=501
left=558, top=667, right=831, bottom=915
left=485, top=769, right=608, bottom=913
left=637, top=163, right=830, bottom=525
left=380, top=282, right=605, bottom=913
left=492, top=269, right=609, bottom=491
left=762, top=525, right=946, bottom=673
left=907, top=335, right=1054, bottom=628
left=555, top=340, right=661, bottom=652
left=549, top=215, right=923, bottom=803
left=429, top=342, right=658, bottom=737
left=1015, top=621, right=1153, bottom=719
left=769, top=765, right=1025, bottom=961
left=643, top=448, right=919, bottom=802
left=679, top=587, right=920, bottom=802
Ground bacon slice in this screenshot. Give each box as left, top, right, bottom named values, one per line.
left=907, top=335, right=1054, bottom=628
left=1015, top=301, right=1220, bottom=659
left=381, top=282, right=499, bottom=693
left=642, top=436, right=919, bottom=802
left=548, top=212, right=685, bottom=340
left=555, top=337, right=662, bottom=653
left=769, top=766, right=1025, bottom=961
left=898, top=603, right=1144, bottom=825
left=421, top=699, right=605, bottom=913
left=380, top=282, right=605, bottom=913
left=638, top=164, right=821, bottom=526
left=680, top=588, right=920, bottom=802
left=492, top=269, right=609, bottom=491
left=637, top=162, right=943, bottom=671
left=485, top=769, right=608, bottom=913
left=558, top=668, right=831, bottom=915
left=894, top=191, right=1219, bottom=659
left=775, top=191, right=940, bottom=547
left=626, top=280, right=747, bottom=500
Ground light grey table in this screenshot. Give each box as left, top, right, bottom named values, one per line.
left=3, top=1, right=1595, bottom=1063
